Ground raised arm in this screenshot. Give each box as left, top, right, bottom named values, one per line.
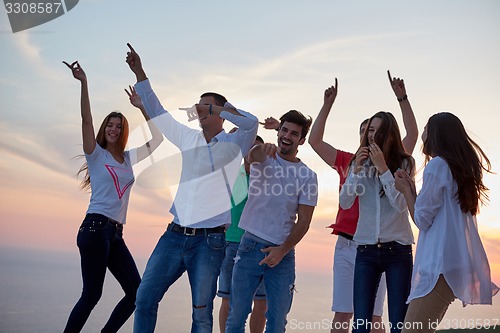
left=195, top=102, right=251, bottom=119
left=195, top=102, right=259, bottom=156
left=125, top=85, right=163, bottom=163
left=259, top=117, right=280, bottom=130
left=126, top=44, right=199, bottom=148
left=126, top=43, right=147, bottom=83
left=63, top=61, right=95, bottom=155
left=308, top=79, right=339, bottom=166
left=387, top=70, right=418, bottom=154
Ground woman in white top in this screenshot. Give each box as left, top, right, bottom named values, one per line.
left=395, top=112, right=498, bottom=333
left=339, top=111, right=415, bottom=333
left=62, top=61, right=163, bottom=333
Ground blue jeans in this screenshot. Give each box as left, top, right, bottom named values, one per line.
left=218, top=241, right=266, bottom=300
left=63, top=214, right=141, bottom=333
left=225, top=233, right=295, bottom=333
left=133, top=224, right=225, bottom=333
left=352, top=242, right=413, bottom=333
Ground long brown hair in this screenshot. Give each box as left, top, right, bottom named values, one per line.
left=423, top=112, right=491, bottom=215
left=78, top=112, right=129, bottom=191
left=353, top=111, right=414, bottom=175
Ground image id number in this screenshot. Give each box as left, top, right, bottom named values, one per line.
left=5, top=2, right=62, bottom=14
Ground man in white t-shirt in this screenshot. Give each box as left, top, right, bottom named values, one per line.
left=225, top=110, right=318, bottom=333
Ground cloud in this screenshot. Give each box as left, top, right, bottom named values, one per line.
left=211, top=31, right=424, bottom=86
left=11, top=33, right=72, bottom=83
left=157, top=30, right=429, bottom=119
left=0, top=121, right=77, bottom=177
left=13, top=33, right=41, bottom=60
left=0, top=137, right=73, bottom=177
left=11, top=33, right=56, bottom=78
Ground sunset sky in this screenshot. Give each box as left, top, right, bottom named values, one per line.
left=1, top=0, right=499, bottom=289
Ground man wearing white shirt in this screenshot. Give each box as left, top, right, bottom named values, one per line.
left=225, top=110, right=318, bottom=332
left=125, top=44, right=259, bottom=333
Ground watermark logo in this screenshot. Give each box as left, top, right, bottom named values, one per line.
left=4, top=0, right=79, bottom=33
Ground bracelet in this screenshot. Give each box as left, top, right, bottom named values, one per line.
left=209, top=104, right=213, bottom=115
left=397, top=94, right=408, bottom=102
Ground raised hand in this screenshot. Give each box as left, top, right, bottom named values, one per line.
left=324, top=78, right=338, bottom=107
left=387, top=70, right=406, bottom=99
left=125, top=85, right=143, bottom=109
left=64, top=60, right=94, bottom=154
left=353, top=146, right=369, bottom=174
left=179, top=105, right=199, bottom=122
left=63, top=61, right=86, bottom=82
left=368, top=143, right=389, bottom=174
left=125, top=43, right=143, bottom=75
left=259, top=117, right=280, bottom=130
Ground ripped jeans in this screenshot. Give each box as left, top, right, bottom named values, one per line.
left=134, top=224, right=225, bottom=333
left=225, top=233, right=295, bottom=333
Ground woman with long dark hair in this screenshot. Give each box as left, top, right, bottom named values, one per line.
left=395, top=112, right=498, bottom=333
left=308, top=72, right=418, bottom=333
left=62, top=61, right=163, bottom=333
left=339, top=111, right=415, bottom=333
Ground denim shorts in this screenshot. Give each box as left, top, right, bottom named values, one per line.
left=217, top=241, right=266, bottom=300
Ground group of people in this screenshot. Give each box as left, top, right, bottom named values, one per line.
left=62, top=44, right=498, bottom=333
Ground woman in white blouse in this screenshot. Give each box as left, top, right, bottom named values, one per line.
left=339, top=111, right=415, bottom=333
left=395, top=112, right=498, bottom=333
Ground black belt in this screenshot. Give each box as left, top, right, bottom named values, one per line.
left=167, top=222, right=225, bottom=236
left=360, top=241, right=407, bottom=249
left=338, top=231, right=354, bottom=241
left=85, top=213, right=123, bottom=229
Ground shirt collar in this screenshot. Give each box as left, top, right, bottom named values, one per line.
left=200, top=129, right=226, bottom=145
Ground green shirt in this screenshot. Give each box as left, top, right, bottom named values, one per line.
left=226, top=166, right=249, bottom=242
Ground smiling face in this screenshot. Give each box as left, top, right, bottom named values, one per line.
left=95, top=112, right=129, bottom=154
left=105, top=116, right=123, bottom=145
left=277, top=121, right=305, bottom=157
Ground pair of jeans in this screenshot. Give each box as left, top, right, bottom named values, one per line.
left=332, top=235, right=387, bottom=315
left=133, top=224, right=225, bottom=333
left=225, top=233, right=295, bottom=333
left=352, top=242, right=413, bottom=333
left=217, top=241, right=266, bottom=300
left=63, top=214, right=141, bottom=333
